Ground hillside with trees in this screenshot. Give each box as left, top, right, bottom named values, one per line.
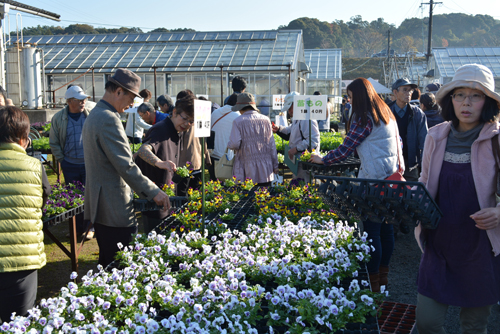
left=17, top=24, right=195, bottom=36
left=279, top=13, right=500, bottom=57
left=17, top=13, right=500, bottom=58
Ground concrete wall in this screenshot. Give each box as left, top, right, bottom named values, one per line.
left=24, top=108, right=60, bottom=124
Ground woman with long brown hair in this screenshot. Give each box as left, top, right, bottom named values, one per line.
left=310, top=77, right=404, bottom=292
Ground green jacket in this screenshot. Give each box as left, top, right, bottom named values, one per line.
left=49, top=101, right=95, bottom=162
left=0, top=143, right=46, bottom=273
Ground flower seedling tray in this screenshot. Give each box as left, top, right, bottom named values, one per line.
left=315, top=176, right=442, bottom=229
left=202, top=188, right=259, bottom=232
left=301, top=156, right=361, bottom=176
left=377, top=301, right=416, bottom=334
left=133, top=196, right=188, bottom=211
left=43, top=204, right=85, bottom=227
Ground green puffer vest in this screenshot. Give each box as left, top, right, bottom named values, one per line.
left=0, top=142, right=46, bottom=273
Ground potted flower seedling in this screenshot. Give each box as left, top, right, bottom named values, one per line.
left=172, top=161, right=193, bottom=183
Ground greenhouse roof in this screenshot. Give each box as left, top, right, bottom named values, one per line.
left=433, top=47, right=500, bottom=78
left=304, top=49, right=342, bottom=80
left=18, top=30, right=303, bottom=74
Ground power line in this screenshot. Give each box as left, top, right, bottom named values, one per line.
left=446, top=0, right=473, bottom=15
left=8, top=13, right=158, bottom=31
left=343, top=58, right=373, bottom=74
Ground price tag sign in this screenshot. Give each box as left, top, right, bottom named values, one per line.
left=292, top=95, right=328, bottom=121
left=272, top=94, right=285, bottom=110
left=194, top=100, right=212, bottom=138
left=334, top=96, right=343, bottom=104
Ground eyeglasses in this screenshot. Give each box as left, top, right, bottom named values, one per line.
left=70, top=98, right=87, bottom=103
left=179, top=113, right=194, bottom=125
left=451, top=92, right=485, bottom=103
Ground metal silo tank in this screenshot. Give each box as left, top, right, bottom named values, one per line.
left=23, top=45, right=42, bottom=109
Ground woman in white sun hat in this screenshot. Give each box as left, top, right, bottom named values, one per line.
left=415, top=63, right=500, bottom=333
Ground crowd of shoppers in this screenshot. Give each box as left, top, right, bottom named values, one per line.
left=1, top=63, right=499, bottom=332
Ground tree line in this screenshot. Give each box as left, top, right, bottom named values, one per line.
left=281, top=13, right=500, bottom=57
left=16, top=24, right=195, bottom=36
left=17, top=13, right=500, bottom=58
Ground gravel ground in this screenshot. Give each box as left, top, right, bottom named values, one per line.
left=385, top=225, right=500, bottom=333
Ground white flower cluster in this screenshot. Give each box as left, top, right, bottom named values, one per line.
left=0, top=217, right=384, bottom=334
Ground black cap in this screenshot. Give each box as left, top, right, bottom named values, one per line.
left=425, top=83, right=441, bottom=92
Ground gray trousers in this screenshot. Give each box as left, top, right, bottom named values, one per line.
left=416, top=293, right=493, bottom=334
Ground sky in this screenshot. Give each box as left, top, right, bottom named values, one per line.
left=4, top=0, right=500, bottom=33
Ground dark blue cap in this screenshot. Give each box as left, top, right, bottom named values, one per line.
left=392, top=78, right=417, bottom=91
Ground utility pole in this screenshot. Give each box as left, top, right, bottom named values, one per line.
left=386, top=29, right=391, bottom=61
left=420, top=1, right=425, bottom=53
left=422, top=0, right=442, bottom=62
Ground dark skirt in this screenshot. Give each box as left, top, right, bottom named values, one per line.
left=417, top=160, right=500, bottom=307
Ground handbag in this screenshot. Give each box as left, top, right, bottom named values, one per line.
left=385, top=123, right=406, bottom=185
left=215, top=148, right=234, bottom=180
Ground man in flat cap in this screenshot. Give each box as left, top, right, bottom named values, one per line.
left=82, top=68, right=170, bottom=267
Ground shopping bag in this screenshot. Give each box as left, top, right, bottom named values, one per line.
left=215, top=148, right=234, bottom=180
left=275, top=112, right=288, bottom=127
left=284, top=144, right=299, bottom=175
left=271, top=173, right=283, bottom=186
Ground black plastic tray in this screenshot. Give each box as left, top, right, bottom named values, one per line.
left=300, top=156, right=361, bottom=176
left=212, top=191, right=258, bottom=231
left=155, top=188, right=261, bottom=234
left=43, top=204, right=84, bottom=227
left=316, top=176, right=442, bottom=229
left=134, top=196, right=188, bottom=211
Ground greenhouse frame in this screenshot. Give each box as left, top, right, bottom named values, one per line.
left=16, top=30, right=310, bottom=108
left=429, top=47, right=500, bottom=90
left=304, top=48, right=342, bottom=97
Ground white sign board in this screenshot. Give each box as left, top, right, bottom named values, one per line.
left=334, top=96, right=343, bottom=104
left=272, top=94, right=286, bottom=110
left=194, top=100, right=212, bottom=138
left=292, top=95, right=328, bottom=121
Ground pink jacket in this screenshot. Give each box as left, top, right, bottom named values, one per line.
left=227, top=110, right=278, bottom=184
left=415, top=121, right=500, bottom=256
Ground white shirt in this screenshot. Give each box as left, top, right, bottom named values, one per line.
left=211, top=105, right=240, bottom=159
left=125, top=107, right=152, bottom=138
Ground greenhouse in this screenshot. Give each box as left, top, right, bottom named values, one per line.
left=15, top=30, right=309, bottom=107
left=429, top=47, right=500, bottom=89
left=304, top=48, right=342, bottom=97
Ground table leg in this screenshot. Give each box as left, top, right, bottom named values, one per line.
left=69, top=215, right=78, bottom=273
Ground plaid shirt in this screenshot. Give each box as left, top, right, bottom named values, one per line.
left=322, top=117, right=373, bottom=165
